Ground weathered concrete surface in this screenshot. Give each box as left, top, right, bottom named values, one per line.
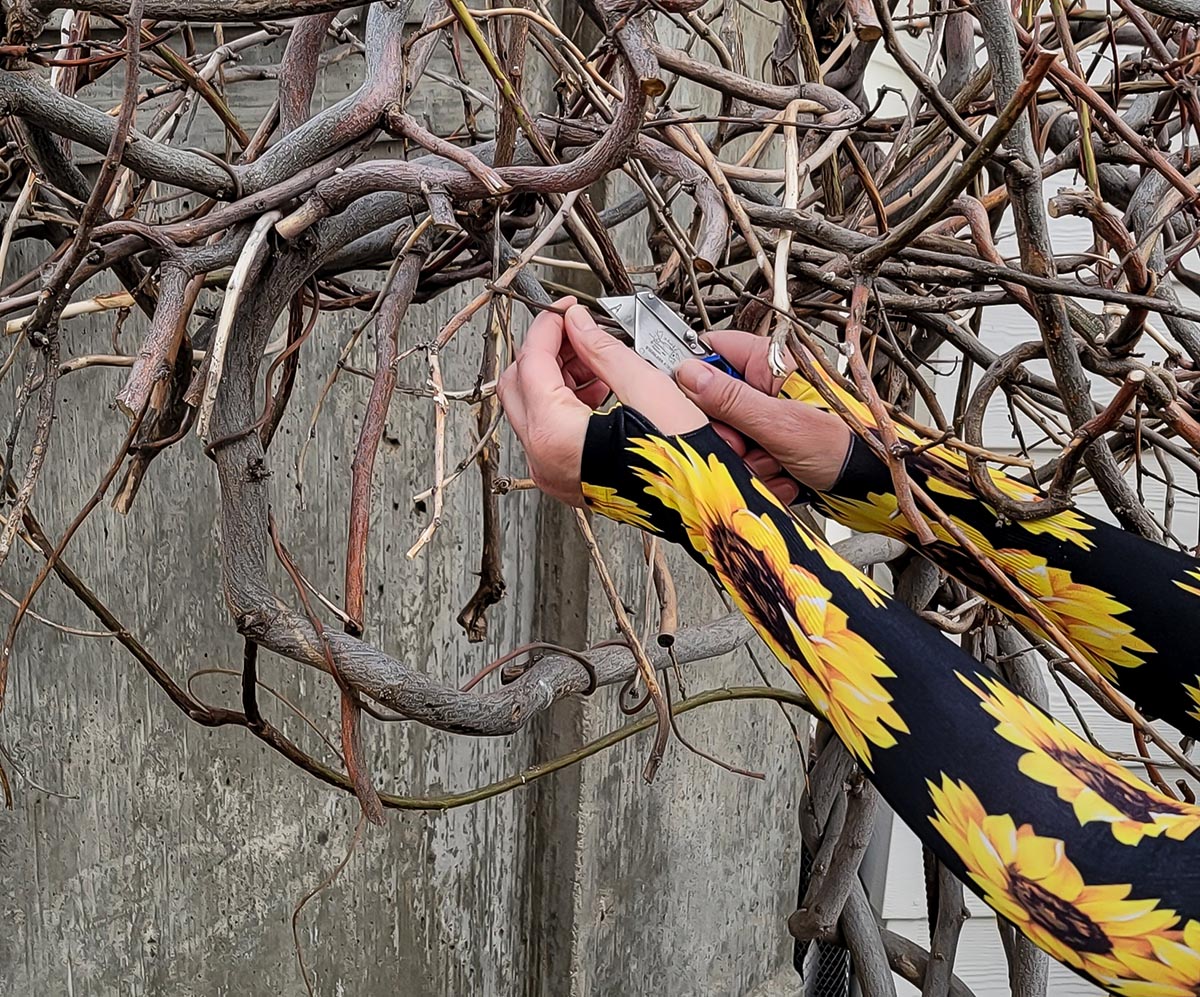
left=0, top=264, right=547, bottom=995
left=523, top=8, right=806, bottom=994
left=0, top=7, right=806, bottom=996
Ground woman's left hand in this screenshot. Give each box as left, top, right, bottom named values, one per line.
left=497, top=296, right=705, bottom=506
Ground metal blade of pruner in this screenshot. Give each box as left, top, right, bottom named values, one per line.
left=590, top=293, right=810, bottom=501
left=597, top=291, right=741, bottom=379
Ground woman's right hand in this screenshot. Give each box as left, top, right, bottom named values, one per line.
left=674, top=330, right=853, bottom=497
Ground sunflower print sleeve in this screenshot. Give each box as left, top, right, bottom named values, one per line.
left=778, top=369, right=1200, bottom=740
left=581, top=403, right=1200, bottom=996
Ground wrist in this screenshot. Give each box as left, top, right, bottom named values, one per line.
left=786, top=407, right=853, bottom=493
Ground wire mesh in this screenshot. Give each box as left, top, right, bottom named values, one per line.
left=794, top=841, right=852, bottom=997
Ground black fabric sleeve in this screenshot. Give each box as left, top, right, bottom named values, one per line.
left=580, top=403, right=1200, bottom=996
left=786, top=375, right=1200, bottom=741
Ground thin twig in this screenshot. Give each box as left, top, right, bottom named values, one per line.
left=574, top=509, right=672, bottom=783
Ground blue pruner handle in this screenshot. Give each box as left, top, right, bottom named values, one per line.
left=700, top=351, right=743, bottom=381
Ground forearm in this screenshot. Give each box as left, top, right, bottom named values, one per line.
left=781, top=370, right=1200, bottom=739
left=581, top=403, right=1200, bottom=995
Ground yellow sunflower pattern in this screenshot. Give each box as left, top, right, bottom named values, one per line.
left=814, top=486, right=1151, bottom=679
left=960, top=672, right=1200, bottom=845
left=1175, top=570, right=1200, bottom=600
left=779, top=368, right=1155, bottom=679
left=1170, top=574, right=1200, bottom=721
left=624, top=435, right=907, bottom=766
left=928, top=777, right=1200, bottom=995
left=1184, top=678, right=1200, bottom=725
left=749, top=477, right=888, bottom=609
left=778, top=368, right=1095, bottom=548
left=580, top=482, right=657, bottom=532
left=1135, top=920, right=1200, bottom=997
left=580, top=405, right=1200, bottom=997
left=997, top=549, right=1154, bottom=679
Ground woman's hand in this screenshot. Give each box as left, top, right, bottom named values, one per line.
left=675, top=330, right=852, bottom=496
left=499, top=301, right=853, bottom=507
left=497, top=297, right=704, bottom=506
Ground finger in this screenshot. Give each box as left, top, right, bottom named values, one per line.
left=560, top=331, right=610, bottom=408
left=761, top=475, right=801, bottom=506
left=702, top=329, right=794, bottom=393
left=558, top=334, right=580, bottom=364
left=564, top=304, right=704, bottom=434
left=563, top=303, right=663, bottom=399
left=562, top=353, right=593, bottom=384
left=562, top=352, right=609, bottom=409
left=497, top=362, right=527, bottom=433
left=564, top=365, right=610, bottom=411
left=679, top=359, right=853, bottom=490
left=516, top=299, right=576, bottom=409
left=745, top=450, right=783, bottom=479
left=699, top=330, right=768, bottom=372
left=523, top=296, right=574, bottom=360
left=676, top=359, right=796, bottom=444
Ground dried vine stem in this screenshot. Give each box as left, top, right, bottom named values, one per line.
left=843, top=280, right=936, bottom=545
left=574, top=508, right=671, bottom=783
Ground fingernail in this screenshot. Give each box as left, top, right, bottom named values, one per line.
left=676, top=359, right=714, bottom=392
left=566, top=304, right=598, bottom=330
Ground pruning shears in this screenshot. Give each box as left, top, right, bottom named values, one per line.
left=595, top=292, right=801, bottom=493
left=597, top=291, right=743, bottom=381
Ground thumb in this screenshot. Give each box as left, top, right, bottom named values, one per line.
left=676, top=359, right=793, bottom=446
left=563, top=303, right=662, bottom=402
left=564, top=304, right=705, bottom=434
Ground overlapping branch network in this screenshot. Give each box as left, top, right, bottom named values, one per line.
left=1, top=0, right=1199, bottom=858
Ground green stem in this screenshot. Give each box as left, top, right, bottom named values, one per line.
left=322, top=685, right=811, bottom=812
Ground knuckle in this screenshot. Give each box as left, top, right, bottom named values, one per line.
left=750, top=357, right=773, bottom=386
left=710, top=376, right=743, bottom=412
left=588, top=336, right=620, bottom=363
